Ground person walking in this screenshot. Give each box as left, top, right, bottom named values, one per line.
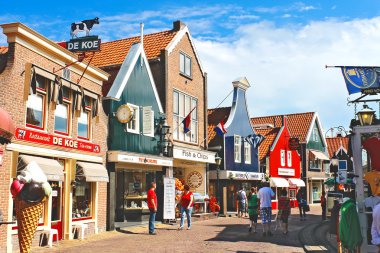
left=179, top=185, right=194, bottom=230
left=321, top=191, right=326, bottom=221
left=257, top=182, right=275, bottom=236
left=247, top=187, right=259, bottom=233
left=278, top=189, right=291, bottom=234
left=147, top=182, right=157, bottom=235
left=237, top=187, right=248, bottom=218
left=296, top=189, right=306, bottom=221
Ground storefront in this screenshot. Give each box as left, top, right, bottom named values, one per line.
left=209, top=170, right=264, bottom=212
left=108, top=151, right=173, bottom=222
left=173, top=146, right=215, bottom=214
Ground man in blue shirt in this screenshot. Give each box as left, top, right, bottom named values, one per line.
left=257, top=182, right=275, bottom=236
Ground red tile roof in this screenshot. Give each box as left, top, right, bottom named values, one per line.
left=326, top=136, right=349, bottom=158
left=91, top=30, right=177, bottom=67
left=251, top=112, right=315, bottom=143
left=255, top=127, right=281, bottom=161
left=207, top=107, right=231, bottom=144
left=0, top=46, right=8, bottom=54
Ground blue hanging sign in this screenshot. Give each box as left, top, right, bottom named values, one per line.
left=341, top=67, right=380, bottom=95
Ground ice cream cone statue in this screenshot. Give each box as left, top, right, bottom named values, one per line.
left=10, top=162, right=52, bottom=253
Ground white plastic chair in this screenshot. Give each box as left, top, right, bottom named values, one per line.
left=72, top=223, right=88, bottom=240
left=39, top=228, right=59, bottom=248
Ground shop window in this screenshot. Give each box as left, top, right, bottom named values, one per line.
left=244, top=141, right=251, bottom=164
left=234, top=135, right=241, bottom=163
left=309, top=159, right=321, bottom=171
left=50, top=181, right=62, bottom=222
left=280, top=150, right=285, bottom=166
left=54, top=87, right=71, bottom=135
left=72, top=180, right=92, bottom=219
left=287, top=151, right=292, bottom=167
left=339, top=160, right=347, bottom=170
left=289, top=189, right=296, bottom=199
left=172, top=90, right=198, bottom=143
left=126, top=104, right=140, bottom=134
left=26, top=75, right=48, bottom=129
left=179, top=52, right=192, bottom=77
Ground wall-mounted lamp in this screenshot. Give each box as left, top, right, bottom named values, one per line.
left=357, top=104, right=375, bottom=126
left=158, top=117, right=172, bottom=157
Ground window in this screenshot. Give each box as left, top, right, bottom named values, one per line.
left=72, top=180, right=92, bottom=219
left=54, top=87, right=71, bottom=135
left=339, top=160, right=347, bottom=170
left=126, top=104, right=140, bottom=134
left=287, top=151, right=292, bottom=167
left=244, top=141, right=251, bottom=164
left=26, top=75, right=48, bottom=129
left=172, top=90, right=198, bottom=143
left=312, top=125, right=319, bottom=142
left=78, top=111, right=90, bottom=139
left=180, top=52, right=192, bottom=77
left=280, top=150, right=285, bottom=166
left=234, top=135, right=241, bottom=163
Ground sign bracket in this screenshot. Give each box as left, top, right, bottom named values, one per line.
left=52, top=53, right=86, bottom=74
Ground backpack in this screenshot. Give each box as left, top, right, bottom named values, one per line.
left=237, top=191, right=242, bottom=201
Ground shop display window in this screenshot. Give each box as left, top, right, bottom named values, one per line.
left=289, top=189, right=296, bottom=199
left=72, top=180, right=92, bottom=219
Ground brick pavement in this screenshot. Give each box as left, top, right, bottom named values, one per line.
left=30, top=206, right=325, bottom=253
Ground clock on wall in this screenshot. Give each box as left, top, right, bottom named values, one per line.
left=116, top=104, right=133, bottom=124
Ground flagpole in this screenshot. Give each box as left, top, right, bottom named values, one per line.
left=325, top=65, right=380, bottom=68
left=170, top=106, right=197, bottom=137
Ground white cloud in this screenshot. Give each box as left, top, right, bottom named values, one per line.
left=195, top=17, right=380, bottom=130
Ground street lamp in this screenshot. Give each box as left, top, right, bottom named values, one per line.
left=357, top=104, right=375, bottom=126
left=159, top=118, right=171, bottom=156
left=215, top=154, right=222, bottom=207
left=330, top=153, right=339, bottom=192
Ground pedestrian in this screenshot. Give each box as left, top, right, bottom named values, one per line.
left=278, top=189, right=291, bottom=235
left=257, top=182, right=275, bottom=236
left=247, top=187, right=259, bottom=233
left=147, top=182, right=157, bottom=235
left=178, top=184, right=194, bottom=230
left=372, top=201, right=380, bottom=253
left=237, top=187, right=248, bottom=218
left=296, top=189, right=306, bottom=221
left=321, top=191, right=326, bottom=221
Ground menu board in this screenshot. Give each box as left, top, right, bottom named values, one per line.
left=163, top=177, right=176, bottom=220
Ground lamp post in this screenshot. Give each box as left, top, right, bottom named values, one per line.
left=357, top=104, right=375, bottom=126
left=331, top=153, right=339, bottom=192
left=159, top=118, right=171, bottom=156
left=215, top=154, right=222, bottom=206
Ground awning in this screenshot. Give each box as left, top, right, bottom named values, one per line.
left=76, top=162, right=109, bottom=182
left=0, top=107, right=15, bottom=144
left=310, top=150, right=329, bottom=160
left=288, top=178, right=305, bottom=187
left=270, top=177, right=289, bottom=187
left=18, top=155, right=64, bottom=181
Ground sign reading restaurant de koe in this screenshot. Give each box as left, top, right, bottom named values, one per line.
left=15, top=128, right=100, bottom=153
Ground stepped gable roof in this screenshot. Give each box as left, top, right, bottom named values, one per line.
left=207, top=107, right=231, bottom=144
left=91, top=30, right=177, bottom=67
left=255, top=127, right=281, bottom=161
left=0, top=46, right=8, bottom=54
left=251, top=112, right=315, bottom=143
left=326, top=136, right=349, bottom=158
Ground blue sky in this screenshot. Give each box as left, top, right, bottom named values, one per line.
left=1, top=1, right=380, bottom=135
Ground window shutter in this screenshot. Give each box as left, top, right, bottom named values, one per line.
left=142, top=106, right=153, bottom=135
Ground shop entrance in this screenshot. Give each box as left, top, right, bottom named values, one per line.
left=50, top=181, right=63, bottom=240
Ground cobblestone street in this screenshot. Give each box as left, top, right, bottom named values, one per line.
left=31, top=206, right=329, bottom=253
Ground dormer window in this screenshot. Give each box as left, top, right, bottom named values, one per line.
left=180, top=52, right=192, bottom=77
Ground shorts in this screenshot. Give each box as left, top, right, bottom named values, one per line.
left=249, top=213, right=258, bottom=223
left=238, top=202, right=246, bottom=212
left=260, top=207, right=272, bottom=224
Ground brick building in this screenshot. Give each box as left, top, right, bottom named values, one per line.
left=0, top=23, right=109, bottom=252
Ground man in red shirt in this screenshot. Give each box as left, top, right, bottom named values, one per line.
left=147, top=182, right=157, bottom=235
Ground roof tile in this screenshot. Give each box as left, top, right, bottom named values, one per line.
left=255, top=127, right=281, bottom=161
left=207, top=107, right=231, bottom=144
left=0, top=46, right=8, bottom=54
left=326, top=136, right=349, bottom=158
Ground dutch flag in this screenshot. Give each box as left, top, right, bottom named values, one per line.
left=182, top=113, right=191, bottom=133
left=214, top=121, right=227, bottom=136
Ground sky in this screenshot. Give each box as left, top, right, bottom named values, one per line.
left=1, top=0, right=380, bottom=136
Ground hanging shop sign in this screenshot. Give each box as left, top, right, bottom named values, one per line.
left=278, top=168, right=295, bottom=176
left=14, top=128, right=100, bottom=153
left=288, top=137, right=300, bottom=150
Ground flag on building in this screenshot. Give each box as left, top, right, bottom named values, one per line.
left=182, top=113, right=191, bottom=133
left=214, top=121, right=227, bottom=136
left=245, top=134, right=265, bottom=149
left=341, top=67, right=380, bottom=94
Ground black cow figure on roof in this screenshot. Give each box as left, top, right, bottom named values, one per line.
left=70, top=17, right=99, bottom=38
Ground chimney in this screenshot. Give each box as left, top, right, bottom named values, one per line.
left=336, top=133, right=342, bottom=137
left=173, top=20, right=185, bottom=31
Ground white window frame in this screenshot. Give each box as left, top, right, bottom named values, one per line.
left=172, top=90, right=198, bottom=144
left=244, top=141, right=251, bottom=164
left=339, top=160, right=347, bottom=170
left=280, top=150, right=286, bottom=166
left=234, top=135, right=241, bottom=163
left=287, top=151, right=292, bottom=167
left=54, top=87, right=71, bottom=136
left=126, top=103, right=140, bottom=134
left=26, top=75, right=49, bottom=130
left=179, top=52, right=192, bottom=77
